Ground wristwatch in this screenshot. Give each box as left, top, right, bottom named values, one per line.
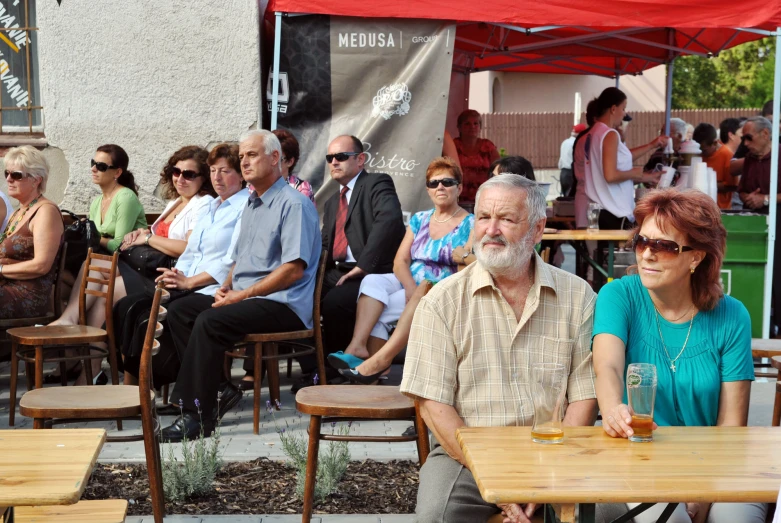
left=764, top=196, right=770, bottom=207
left=144, top=233, right=152, bottom=246
left=461, top=247, right=473, bottom=262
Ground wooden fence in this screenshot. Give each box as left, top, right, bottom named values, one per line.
left=480, top=109, right=759, bottom=169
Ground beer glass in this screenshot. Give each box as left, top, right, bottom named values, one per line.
left=531, top=363, right=567, bottom=444
left=587, top=203, right=601, bottom=231
left=626, top=363, right=657, bottom=442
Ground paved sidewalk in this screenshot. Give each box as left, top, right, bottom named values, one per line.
left=126, top=515, right=413, bottom=522
left=0, top=361, right=421, bottom=463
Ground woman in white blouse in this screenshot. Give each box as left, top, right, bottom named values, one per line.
left=0, top=188, right=11, bottom=231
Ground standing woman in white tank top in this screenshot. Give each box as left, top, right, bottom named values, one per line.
left=584, top=88, right=665, bottom=229
left=0, top=189, right=11, bottom=231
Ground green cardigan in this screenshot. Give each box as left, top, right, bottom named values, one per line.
left=89, top=186, right=147, bottom=252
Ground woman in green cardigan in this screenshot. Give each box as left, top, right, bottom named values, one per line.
left=49, top=144, right=146, bottom=385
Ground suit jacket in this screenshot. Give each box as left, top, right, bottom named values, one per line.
left=322, top=170, right=405, bottom=274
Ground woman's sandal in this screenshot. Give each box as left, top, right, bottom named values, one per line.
left=327, top=351, right=365, bottom=370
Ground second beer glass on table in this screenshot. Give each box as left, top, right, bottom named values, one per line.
left=531, top=363, right=567, bottom=444
left=626, top=363, right=657, bottom=442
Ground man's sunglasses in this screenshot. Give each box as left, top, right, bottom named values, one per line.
left=91, top=159, right=117, bottom=172
left=171, top=167, right=200, bottom=180
left=425, top=178, right=459, bottom=189
left=742, top=134, right=754, bottom=143
left=4, top=170, right=29, bottom=181
left=633, top=234, right=693, bottom=256
left=326, top=152, right=360, bottom=163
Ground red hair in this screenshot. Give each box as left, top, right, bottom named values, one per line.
left=633, top=189, right=725, bottom=311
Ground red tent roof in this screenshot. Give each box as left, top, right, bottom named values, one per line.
left=266, top=0, right=781, bottom=75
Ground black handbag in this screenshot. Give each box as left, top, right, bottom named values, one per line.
left=119, top=245, right=175, bottom=280
left=61, top=209, right=100, bottom=274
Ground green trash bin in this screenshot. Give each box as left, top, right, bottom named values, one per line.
left=721, top=214, right=768, bottom=338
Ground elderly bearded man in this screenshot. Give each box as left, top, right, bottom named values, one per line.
left=401, top=174, right=598, bottom=523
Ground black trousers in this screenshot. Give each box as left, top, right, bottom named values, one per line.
left=297, top=267, right=362, bottom=374
left=168, top=293, right=303, bottom=416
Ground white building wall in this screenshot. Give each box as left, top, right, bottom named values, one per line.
left=469, top=65, right=666, bottom=114
left=2, top=0, right=262, bottom=212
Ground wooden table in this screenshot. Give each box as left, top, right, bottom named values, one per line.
left=458, top=426, right=781, bottom=523
left=542, top=229, right=633, bottom=284
left=0, top=429, right=106, bottom=521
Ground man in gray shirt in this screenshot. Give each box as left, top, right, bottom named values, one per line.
left=162, top=129, right=321, bottom=442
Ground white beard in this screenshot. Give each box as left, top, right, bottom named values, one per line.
left=474, top=229, right=536, bottom=278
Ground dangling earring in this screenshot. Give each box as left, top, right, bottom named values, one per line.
left=690, top=267, right=696, bottom=274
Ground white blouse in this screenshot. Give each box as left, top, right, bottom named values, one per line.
left=151, top=194, right=213, bottom=240
left=0, top=190, right=11, bottom=232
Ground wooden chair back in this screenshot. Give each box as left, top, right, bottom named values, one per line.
left=78, top=248, right=118, bottom=332
left=138, top=284, right=163, bottom=418
left=312, top=249, right=328, bottom=372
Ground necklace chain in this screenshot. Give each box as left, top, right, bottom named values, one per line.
left=654, top=305, right=694, bottom=373
left=0, top=196, right=40, bottom=244
left=432, top=208, right=460, bottom=223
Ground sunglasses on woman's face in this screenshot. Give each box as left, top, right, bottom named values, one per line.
left=633, top=234, right=693, bottom=257
left=91, top=159, right=117, bottom=172
left=425, top=178, right=459, bottom=189
left=4, top=170, right=29, bottom=181
left=171, top=167, right=199, bottom=180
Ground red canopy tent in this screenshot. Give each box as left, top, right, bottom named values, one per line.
left=263, top=0, right=781, bottom=337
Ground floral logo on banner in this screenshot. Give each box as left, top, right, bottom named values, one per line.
left=371, top=83, right=412, bottom=120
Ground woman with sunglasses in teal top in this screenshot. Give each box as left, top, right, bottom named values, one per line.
left=593, top=189, right=764, bottom=523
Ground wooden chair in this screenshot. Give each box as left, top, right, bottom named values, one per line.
left=772, top=356, right=781, bottom=427
left=295, top=385, right=430, bottom=523
left=6, top=249, right=122, bottom=426
left=224, top=250, right=328, bottom=434
left=17, top=285, right=167, bottom=523
left=752, top=338, right=781, bottom=378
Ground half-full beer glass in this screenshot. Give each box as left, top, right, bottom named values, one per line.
left=626, top=363, right=657, bottom=442
left=531, top=363, right=567, bottom=444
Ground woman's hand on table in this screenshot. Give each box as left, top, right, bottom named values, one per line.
left=601, top=403, right=657, bottom=439
left=155, top=267, right=190, bottom=290
left=498, top=502, right=537, bottom=523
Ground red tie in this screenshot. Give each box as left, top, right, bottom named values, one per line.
left=332, top=186, right=349, bottom=261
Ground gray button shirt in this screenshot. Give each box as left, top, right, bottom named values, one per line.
left=231, top=176, right=321, bottom=329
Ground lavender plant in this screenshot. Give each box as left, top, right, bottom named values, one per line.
left=161, top=398, right=223, bottom=501
left=268, top=394, right=352, bottom=501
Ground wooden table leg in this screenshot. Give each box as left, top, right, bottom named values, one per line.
left=34, top=346, right=44, bottom=390
left=302, top=415, right=321, bottom=523
left=552, top=503, right=575, bottom=523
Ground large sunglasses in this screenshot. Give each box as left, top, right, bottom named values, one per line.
left=633, top=234, right=693, bottom=256
left=425, top=178, right=459, bottom=189
left=171, top=167, right=200, bottom=180
left=4, top=170, right=29, bottom=181
left=325, top=152, right=360, bottom=163
left=91, top=159, right=117, bottom=172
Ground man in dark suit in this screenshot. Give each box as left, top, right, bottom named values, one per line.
left=294, top=135, right=405, bottom=391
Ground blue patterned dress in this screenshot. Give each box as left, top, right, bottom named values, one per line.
left=408, top=209, right=474, bottom=284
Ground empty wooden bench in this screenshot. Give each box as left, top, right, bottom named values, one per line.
left=9, top=499, right=127, bottom=523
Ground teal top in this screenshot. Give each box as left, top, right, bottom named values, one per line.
left=593, top=275, right=754, bottom=427
left=89, top=186, right=147, bottom=253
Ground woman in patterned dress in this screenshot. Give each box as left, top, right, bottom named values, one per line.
left=0, top=146, right=64, bottom=319
left=328, top=157, right=475, bottom=383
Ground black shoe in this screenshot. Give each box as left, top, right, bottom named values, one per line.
left=43, top=363, right=83, bottom=384
left=402, top=425, right=417, bottom=437
left=213, top=383, right=242, bottom=420
left=237, top=378, right=255, bottom=391
left=93, top=370, right=108, bottom=386
left=338, top=366, right=391, bottom=385
left=160, top=412, right=213, bottom=443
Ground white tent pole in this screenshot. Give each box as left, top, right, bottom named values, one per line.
left=761, top=26, right=781, bottom=338
left=664, top=60, right=674, bottom=136
left=270, top=12, right=283, bottom=131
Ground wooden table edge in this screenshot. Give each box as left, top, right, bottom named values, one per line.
left=0, top=428, right=107, bottom=507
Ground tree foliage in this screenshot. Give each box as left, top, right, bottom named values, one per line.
left=672, top=37, right=775, bottom=109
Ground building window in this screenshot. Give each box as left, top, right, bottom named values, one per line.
left=0, top=0, right=40, bottom=133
